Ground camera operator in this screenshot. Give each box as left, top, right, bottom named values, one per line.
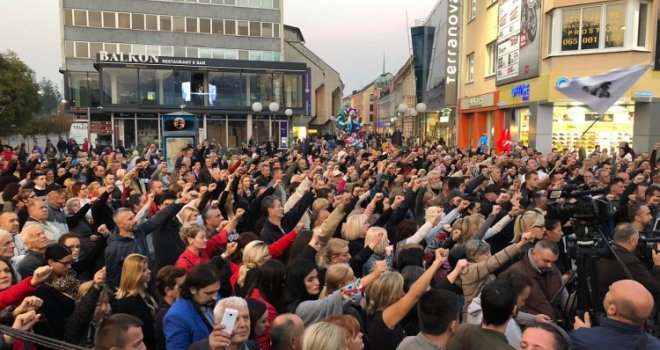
left=596, top=223, right=660, bottom=303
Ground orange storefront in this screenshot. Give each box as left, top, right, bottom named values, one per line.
left=457, top=91, right=505, bottom=152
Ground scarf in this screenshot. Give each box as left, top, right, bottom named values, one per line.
left=47, top=270, right=80, bottom=299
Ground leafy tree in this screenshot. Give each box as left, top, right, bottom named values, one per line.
left=38, top=77, right=62, bottom=115
left=0, top=51, right=42, bottom=137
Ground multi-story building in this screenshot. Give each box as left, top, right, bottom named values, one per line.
left=489, top=0, right=659, bottom=153
left=457, top=0, right=502, bottom=150
left=344, top=82, right=376, bottom=132
left=283, top=25, right=343, bottom=137
left=60, top=0, right=339, bottom=152
left=391, top=57, right=417, bottom=139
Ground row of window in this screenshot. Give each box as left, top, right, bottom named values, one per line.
left=64, top=41, right=281, bottom=62
left=63, top=8, right=280, bottom=38
left=147, top=0, right=280, bottom=9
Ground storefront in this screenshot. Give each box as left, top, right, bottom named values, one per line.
left=457, top=92, right=503, bottom=151
left=498, top=71, right=660, bottom=154
left=83, top=53, right=307, bottom=151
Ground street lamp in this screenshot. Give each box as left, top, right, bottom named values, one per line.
left=268, top=102, right=279, bottom=145
left=416, top=102, right=427, bottom=141
left=285, top=108, right=293, bottom=148
left=397, top=103, right=409, bottom=114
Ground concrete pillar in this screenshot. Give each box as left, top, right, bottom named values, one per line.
left=529, top=103, right=553, bottom=154
left=632, top=100, right=660, bottom=152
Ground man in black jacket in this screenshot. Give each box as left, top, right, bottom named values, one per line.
left=596, top=222, right=660, bottom=304
left=259, top=189, right=314, bottom=244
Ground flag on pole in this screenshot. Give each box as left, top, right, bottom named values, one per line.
left=555, top=64, right=650, bottom=115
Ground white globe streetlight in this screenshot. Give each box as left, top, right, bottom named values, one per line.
left=416, top=103, right=427, bottom=113
left=285, top=108, right=293, bottom=117
left=397, top=103, right=409, bottom=114
left=252, top=102, right=263, bottom=112
left=409, top=109, right=418, bottom=117
left=269, top=102, right=280, bottom=112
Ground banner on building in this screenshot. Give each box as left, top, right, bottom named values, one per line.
left=304, top=67, right=312, bottom=116
left=496, top=0, right=542, bottom=85
left=555, top=65, right=650, bottom=115
left=655, top=5, right=660, bottom=70
left=444, top=0, right=460, bottom=105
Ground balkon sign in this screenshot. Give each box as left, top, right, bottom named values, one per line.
left=98, top=51, right=160, bottom=64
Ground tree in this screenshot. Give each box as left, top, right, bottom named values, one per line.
left=0, top=51, right=41, bottom=137
left=38, top=77, right=62, bottom=115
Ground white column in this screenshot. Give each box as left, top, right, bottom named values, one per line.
left=247, top=114, right=253, bottom=141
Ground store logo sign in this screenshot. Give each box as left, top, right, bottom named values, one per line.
left=98, top=51, right=159, bottom=64
left=556, top=77, right=570, bottom=89
left=511, top=83, right=530, bottom=101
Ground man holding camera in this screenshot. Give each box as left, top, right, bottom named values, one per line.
left=596, top=222, right=660, bottom=303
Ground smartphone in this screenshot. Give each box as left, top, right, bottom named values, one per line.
left=220, top=308, right=238, bottom=334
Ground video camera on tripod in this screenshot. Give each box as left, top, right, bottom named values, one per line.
left=547, top=184, right=610, bottom=244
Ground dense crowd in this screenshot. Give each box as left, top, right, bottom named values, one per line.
left=0, top=134, right=657, bottom=350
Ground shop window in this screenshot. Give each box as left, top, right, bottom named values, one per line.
left=118, top=13, right=131, bottom=29
left=88, top=11, right=102, bottom=27
left=139, top=69, right=174, bottom=105
left=102, top=68, right=139, bottom=105
left=209, top=72, right=245, bottom=107
left=284, top=74, right=302, bottom=108
left=227, top=119, right=247, bottom=147
left=137, top=119, right=160, bottom=150
left=73, top=9, right=87, bottom=26
left=103, top=11, right=116, bottom=28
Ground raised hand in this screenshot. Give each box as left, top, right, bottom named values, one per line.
left=225, top=242, right=238, bottom=257
left=31, top=266, right=53, bottom=286
left=93, top=267, right=106, bottom=289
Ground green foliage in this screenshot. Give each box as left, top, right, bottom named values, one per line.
left=38, top=77, right=62, bottom=115
left=0, top=51, right=42, bottom=137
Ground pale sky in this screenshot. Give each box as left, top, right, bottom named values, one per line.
left=0, top=0, right=436, bottom=95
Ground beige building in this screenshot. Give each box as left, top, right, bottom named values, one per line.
left=392, top=57, right=417, bottom=139
left=283, top=25, right=343, bottom=138
left=344, top=82, right=376, bottom=131
left=457, top=0, right=502, bottom=150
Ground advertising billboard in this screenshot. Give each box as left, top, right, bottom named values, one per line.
left=496, top=0, right=542, bottom=85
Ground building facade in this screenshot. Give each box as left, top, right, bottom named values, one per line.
left=491, top=0, right=660, bottom=153
left=59, top=0, right=338, bottom=151
left=391, top=57, right=417, bottom=139
left=457, top=0, right=503, bottom=150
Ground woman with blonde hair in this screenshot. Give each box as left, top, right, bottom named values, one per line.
left=362, top=227, right=393, bottom=277
left=343, top=213, right=370, bottom=258
left=302, top=321, right=348, bottom=350
left=63, top=178, right=77, bottom=199
left=317, top=237, right=379, bottom=278
left=512, top=208, right=545, bottom=246
left=365, top=248, right=449, bottom=350
left=113, top=253, right=158, bottom=350
left=179, top=206, right=200, bottom=224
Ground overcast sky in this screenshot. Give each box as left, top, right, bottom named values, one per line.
left=0, top=0, right=435, bottom=95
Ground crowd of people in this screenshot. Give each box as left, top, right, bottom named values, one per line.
left=0, top=134, right=657, bottom=350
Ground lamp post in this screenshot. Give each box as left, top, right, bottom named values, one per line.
left=285, top=108, right=293, bottom=149
left=251, top=102, right=263, bottom=145
left=416, top=102, right=427, bottom=142
left=59, top=99, right=67, bottom=139
left=268, top=102, right=279, bottom=146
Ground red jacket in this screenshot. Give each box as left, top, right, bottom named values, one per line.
left=0, top=277, right=37, bottom=309
left=248, top=288, right=277, bottom=350
left=175, top=229, right=230, bottom=273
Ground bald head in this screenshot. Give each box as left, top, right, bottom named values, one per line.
left=271, top=313, right=304, bottom=350
left=604, top=279, right=654, bottom=325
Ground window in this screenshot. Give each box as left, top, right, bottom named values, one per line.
left=637, top=2, right=649, bottom=47
left=173, top=46, right=186, bottom=56
left=90, top=42, right=103, bottom=57
left=186, top=47, right=199, bottom=57
left=186, top=17, right=198, bottom=32
left=237, top=21, right=249, bottom=35
left=486, top=41, right=497, bottom=76
left=225, top=20, right=236, bottom=35
left=212, top=19, right=223, bottom=34
left=262, top=23, right=273, bottom=37
left=146, top=45, right=160, bottom=55
left=145, top=15, right=158, bottom=30
left=249, top=21, right=261, bottom=36
left=225, top=0, right=236, bottom=5
left=273, top=24, right=280, bottom=38
left=250, top=0, right=260, bottom=7
left=555, top=2, right=633, bottom=53
left=118, top=13, right=131, bottom=29
left=103, top=12, right=116, bottom=28
left=238, top=50, right=249, bottom=60
left=199, top=48, right=213, bottom=58
left=119, top=44, right=132, bottom=53
left=238, top=0, right=249, bottom=6
left=160, top=16, right=172, bottom=31
left=466, top=53, right=475, bottom=82
left=199, top=18, right=211, bottom=33
left=224, top=50, right=237, bottom=60
left=64, top=9, right=73, bottom=26
left=173, top=17, right=185, bottom=32
left=65, top=41, right=75, bottom=58
left=468, top=0, right=477, bottom=21
left=213, top=48, right=225, bottom=59
left=75, top=42, right=90, bottom=58
left=88, top=11, right=102, bottom=27
left=132, top=14, right=145, bottom=30
left=73, top=9, right=87, bottom=26
left=262, top=0, right=273, bottom=8
left=133, top=45, right=146, bottom=55
left=161, top=46, right=174, bottom=56
left=104, top=43, right=118, bottom=54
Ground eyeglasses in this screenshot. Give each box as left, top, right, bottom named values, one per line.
left=55, top=260, right=73, bottom=267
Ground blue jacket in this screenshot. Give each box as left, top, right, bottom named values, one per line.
left=570, top=316, right=660, bottom=350
left=163, top=298, right=213, bottom=350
